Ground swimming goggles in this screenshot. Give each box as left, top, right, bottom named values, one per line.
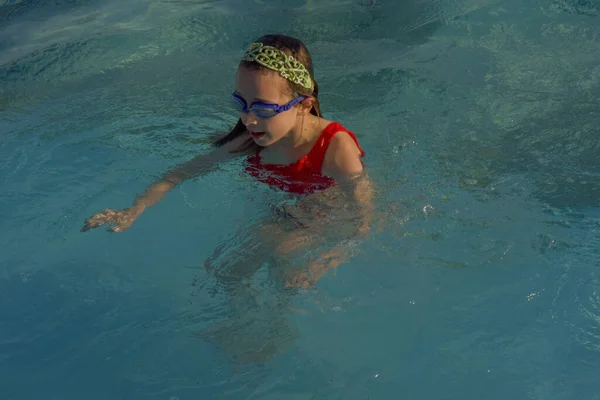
left=231, top=92, right=306, bottom=119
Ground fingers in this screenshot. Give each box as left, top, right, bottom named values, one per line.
left=110, top=214, right=137, bottom=232
left=81, top=214, right=106, bottom=232
left=80, top=222, right=94, bottom=232
left=110, top=224, right=129, bottom=233
left=285, top=272, right=314, bottom=289
left=81, top=209, right=127, bottom=233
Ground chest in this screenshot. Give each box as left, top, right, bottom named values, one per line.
left=245, top=151, right=334, bottom=194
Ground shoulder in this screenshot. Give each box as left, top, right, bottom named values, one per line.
left=322, top=129, right=365, bottom=179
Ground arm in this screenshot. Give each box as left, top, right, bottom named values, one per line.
left=283, top=132, right=375, bottom=287
left=323, top=131, right=374, bottom=237
left=82, top=132, right=251, bottom=232
left=131, top=143, right=239, bottom=211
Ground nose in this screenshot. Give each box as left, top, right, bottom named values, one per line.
left=240, top=111, right=258, bottom=127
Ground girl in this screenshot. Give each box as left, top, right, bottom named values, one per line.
left=82, top=34, right=373, bottom=287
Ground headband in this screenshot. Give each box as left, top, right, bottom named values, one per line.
left=241, top=42, right=314, bottom=91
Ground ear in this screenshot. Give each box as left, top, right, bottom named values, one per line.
left=300, top=97, right=314, bottom=113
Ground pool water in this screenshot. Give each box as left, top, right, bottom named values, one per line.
left=1, top=0, right=600, bottom=398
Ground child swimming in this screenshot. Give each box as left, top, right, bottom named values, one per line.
left=82, top=33, right=372, bottom=243
left=80, top=33, right=375, bottom=365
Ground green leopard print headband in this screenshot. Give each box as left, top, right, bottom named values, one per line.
left=241, top=42, right=315, bottom=92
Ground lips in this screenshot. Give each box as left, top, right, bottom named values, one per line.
left=250, top=131, right=265, bottom=139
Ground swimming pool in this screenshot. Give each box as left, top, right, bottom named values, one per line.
left=1, top=0, right=599, bottom=398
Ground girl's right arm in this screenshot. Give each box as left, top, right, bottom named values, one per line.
left=81, top=133, right=251, bottom=232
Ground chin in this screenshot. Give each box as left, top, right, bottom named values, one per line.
left=252, top=133, right=278, bottom=146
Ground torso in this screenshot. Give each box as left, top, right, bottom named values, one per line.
left=245, top=121, right=365, bottom=194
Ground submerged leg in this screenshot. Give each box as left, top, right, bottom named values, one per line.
left=199, top=219, right=302, bottom=365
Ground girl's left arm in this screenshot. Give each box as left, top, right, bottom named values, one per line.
left=325, top=131, right=374, bottom=237
left=284, top=132, right=375, bottom=288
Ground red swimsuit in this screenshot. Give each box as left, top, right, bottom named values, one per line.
left=245, top=122, right=365, bottom=194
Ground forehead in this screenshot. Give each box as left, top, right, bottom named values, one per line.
left=235, top=66, right=288, bottom=102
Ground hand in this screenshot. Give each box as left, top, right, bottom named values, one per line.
left=81, top=206, right=144, bottom=232
left=285, top=247, right=349, bottom=288
left=274, top=231, right=312, bottom=258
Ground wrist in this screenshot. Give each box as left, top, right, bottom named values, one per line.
left=128, top=204, right=146, bottom=215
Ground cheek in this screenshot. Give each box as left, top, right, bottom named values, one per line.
left=268, top=112, right=297, bottom=133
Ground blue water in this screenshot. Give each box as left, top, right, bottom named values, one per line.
left=2, top=0, right=600, bottom=398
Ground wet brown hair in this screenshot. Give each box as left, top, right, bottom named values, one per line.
left=214, top=34, right=321, bottom=153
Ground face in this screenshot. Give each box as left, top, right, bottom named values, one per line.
left=234, top=66, right=306, bottom=146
